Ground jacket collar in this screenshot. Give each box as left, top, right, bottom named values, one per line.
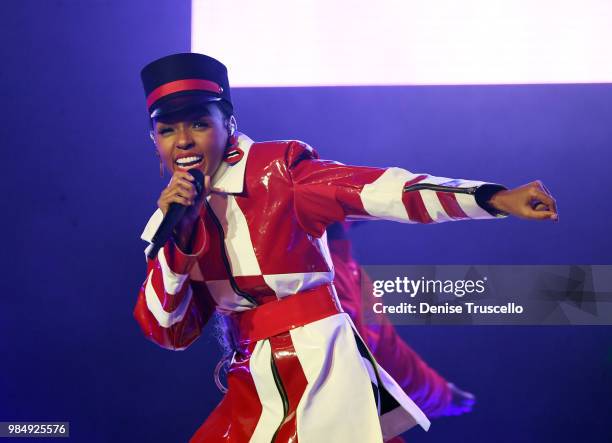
left=210, top=132, right=253, bottom=194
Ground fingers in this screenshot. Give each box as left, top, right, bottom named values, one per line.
left=164, top=183, right=196, bottom=204
left=171, top=171, right=211, bottom=197
left=530, top=188, right=553, bottom=212
left=158, top=171, right=203, bottom=214
left=539, top=181, right=552, bottom=196
left=525, top=209, right=558, bottom=220
left=167, top=193, right=193, bottom=206
left=515, top=180, right=559, bottom=221
left=158, top=189, right=195, bottom=214
left=174, top=177, right=197, bottom=197
left=170, top=172, right=198, bottom=198
left=170, top=171, right=196, bottom=190
left=532, top=181, right=557, bottom=214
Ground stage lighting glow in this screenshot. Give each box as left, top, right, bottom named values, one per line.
left=192, top=0, right=612, bottom=86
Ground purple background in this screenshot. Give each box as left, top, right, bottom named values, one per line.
left=1, top=1, right=610, bottom=442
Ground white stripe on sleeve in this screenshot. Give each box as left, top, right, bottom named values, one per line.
left=360, top=168, right=420, bottom=222
left=144, top=270, right=193, bottom=328
left=157, top=248, right=190, bottom=295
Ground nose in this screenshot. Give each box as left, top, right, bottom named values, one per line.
left=175, top=125, right=195, bottom=150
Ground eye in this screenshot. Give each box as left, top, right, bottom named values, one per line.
left=158, top=127, right=173, bottom=135
left=192, top=120, right=209, bottom=129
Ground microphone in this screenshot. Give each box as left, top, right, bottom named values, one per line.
left=147, top=169, right=204, bottom=260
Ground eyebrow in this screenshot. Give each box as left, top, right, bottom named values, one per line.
left=155, top=113, right=213, bottom=126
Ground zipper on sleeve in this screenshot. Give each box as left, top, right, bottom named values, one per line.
left=403, top=183, right=478, bottom=194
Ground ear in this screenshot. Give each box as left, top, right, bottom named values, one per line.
left=227, top=115, right=238, bottom=136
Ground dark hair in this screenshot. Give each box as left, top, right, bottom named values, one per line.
left=216, top=100, right=233, bottom=120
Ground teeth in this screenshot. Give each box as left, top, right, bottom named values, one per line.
left=175, top=156, right=203, bottom=165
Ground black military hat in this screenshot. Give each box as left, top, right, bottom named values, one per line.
left=140, top=52, right=232, bottom=119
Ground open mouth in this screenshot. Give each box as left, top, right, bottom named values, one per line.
left=175, top=155, right=204, bottom=170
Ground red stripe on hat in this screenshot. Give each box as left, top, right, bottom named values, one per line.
left=146, top=78, right=222, bottom=108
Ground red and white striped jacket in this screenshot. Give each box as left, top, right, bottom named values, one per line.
left=135, top=132, right=507, bottom=350
left=133, top=132, right=507, bottom=440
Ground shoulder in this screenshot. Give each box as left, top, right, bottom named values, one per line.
left=248, top=139, right=320, bottom=169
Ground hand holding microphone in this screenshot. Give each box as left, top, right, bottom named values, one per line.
left=147, top=169, right=210, bottom=259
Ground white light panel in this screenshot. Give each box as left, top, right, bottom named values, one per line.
left=192, top=0, right=612, bottom=86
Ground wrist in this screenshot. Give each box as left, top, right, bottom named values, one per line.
left=474, top=184, right=510, bottom=217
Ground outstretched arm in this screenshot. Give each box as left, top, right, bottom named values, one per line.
left=287, top=141, right=556, bottom=236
